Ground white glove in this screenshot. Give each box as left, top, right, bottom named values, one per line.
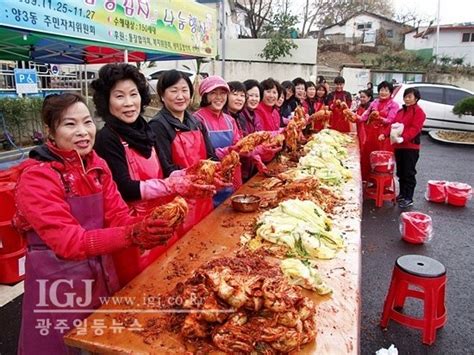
left=396, top=137, right=404, bottom=144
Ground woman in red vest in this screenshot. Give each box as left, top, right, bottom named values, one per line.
left=92, top=64, right=215, bottom=286
left=149, top=70, right=218, bottom=235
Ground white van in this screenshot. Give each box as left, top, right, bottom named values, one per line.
left=392, top=83, right=474, bottom=131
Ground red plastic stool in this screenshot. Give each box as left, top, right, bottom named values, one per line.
left=365, top=172, right=396, bottom=207
left=381, top=255, right=447, bottom=345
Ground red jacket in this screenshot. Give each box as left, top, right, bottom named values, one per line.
left=385, top=104, right=426, bottom=150
left=255, top=102, right=280, bottom=131
left=14, top=143, right=137, bottom=260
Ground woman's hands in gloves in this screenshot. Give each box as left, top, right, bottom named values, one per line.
left=167, top=174, right=216, bottom=199
left=126, top=210, right=174, bottom=249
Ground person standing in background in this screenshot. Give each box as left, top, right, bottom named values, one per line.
left=255, top=77, right=281, bottom=132
left=241, top=79, right=261, bottom=136
left=380, top=88, right=425, bottom=208
left=280, top=80, right=297, bottom=125
left=354, top=89, right=373, bottom=163
left=303, top=81, right=318, bottom=115
left=224, top=81, right=247, bottom=136
left=327, top=76, right=352, bottom=132
left=359, top=81, right=399, bottom=182
left=292, top=77, right=306, bottom=105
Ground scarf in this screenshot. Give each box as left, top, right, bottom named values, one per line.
left=103, top=114, right=156, bottom=158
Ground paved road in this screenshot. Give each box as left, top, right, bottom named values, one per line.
left=361, top=134, right=474, bottom=354
left=1, top=134, right=473, bottom=354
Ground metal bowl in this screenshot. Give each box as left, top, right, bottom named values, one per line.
left=231, top=194, right=261, bottom=213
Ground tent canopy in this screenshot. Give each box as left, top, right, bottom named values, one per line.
left=0, top=27, right=195, bottom=64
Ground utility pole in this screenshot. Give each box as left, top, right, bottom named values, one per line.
left=434, top=0, right=441, bottom=64
left=220, top=0, right=226, bottom=79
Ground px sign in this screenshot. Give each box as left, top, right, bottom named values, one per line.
left=14, top=69, right=38, bottom=94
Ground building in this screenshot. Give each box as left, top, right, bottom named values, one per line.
left=197, top=0, right=253, bottom=39
left=404, top=23, right=474, bottom=65
left=321, top=11, right=411, bottom=47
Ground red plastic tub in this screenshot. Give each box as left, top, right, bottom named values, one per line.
left=0, top=220, right=25, bottom=284
left=0, top=182, right=16, bottom=222
left=426, top=180, right=447, bottom=203
left=0, top=220, right=25, bottom=254
left=400, top=212, right=433, bottom=244
left=0, top=247, right=26, bottom=284
left=445, top=182, right=472, bottom=207
left=370, top=151, right=394, bottom=173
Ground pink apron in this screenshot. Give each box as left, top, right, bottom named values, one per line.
left=171, top=129, right=213, bottom=235
left=18, top=192, right=119, bottom=354
left=112, top=142, right=177, bottom=286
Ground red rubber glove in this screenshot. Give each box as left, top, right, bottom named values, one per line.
left=126, top=211, right=174, bottom=250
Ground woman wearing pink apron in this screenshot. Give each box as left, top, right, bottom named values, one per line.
left=150, top=70, right=217, bottom=235
left=359, top=81, right=400, bottom=181
left=14, top=93, right=174, bottom=354
left=194, top=75, right=243, bottom=207
left=92, top=64, right=215, bottom=286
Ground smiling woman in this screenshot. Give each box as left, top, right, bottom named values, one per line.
left=13, top=92, right=176, bottom=353
left=91, top=64, right=216, bottom=286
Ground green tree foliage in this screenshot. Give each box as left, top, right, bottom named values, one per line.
left=453, top=96, right=474, bottom=116
left=0, top=97, right=44, bottom=144
left=259, top=13, right=299, bottom=62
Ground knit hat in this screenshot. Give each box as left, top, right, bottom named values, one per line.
left=198, top=75, right=229, bottom=96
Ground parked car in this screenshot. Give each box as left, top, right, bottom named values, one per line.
left=392, top=83, right=474, bottom=131
left=141, top=68, right=197, bottom=95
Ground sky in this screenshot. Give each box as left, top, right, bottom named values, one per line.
left=289, top=0, right=473, bottom=27
left=392, top=0, right=474, bottom=25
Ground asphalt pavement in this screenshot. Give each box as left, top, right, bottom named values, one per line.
left=1, top=134, right=473, bottom=354
left=361, top=134, right=474, bottom=354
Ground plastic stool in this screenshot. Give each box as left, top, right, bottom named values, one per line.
left=381, top=255, right=447, bottom=345
left=365, top=172, right=396, bottom=207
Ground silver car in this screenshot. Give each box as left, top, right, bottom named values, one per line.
left=392, top=83, right=474, bottom=131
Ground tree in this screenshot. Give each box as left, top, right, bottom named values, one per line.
left=297, top=0, right=394, bottom=33
left=259, top=12, right=299, bottom=61
left=238, top=0, right=275, bottom=38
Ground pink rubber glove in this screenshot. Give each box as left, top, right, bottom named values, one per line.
left=215, top=146, right=234, bottom=160
left=167, top=175, right=216, bottom=199
left=250, top=154, right=268, bottom=174
left=252, top=144, right=281, bottom=163
left=140, top=173, right=216, bottom=200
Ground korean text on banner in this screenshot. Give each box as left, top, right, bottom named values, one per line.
left=0, top=0, right=217, bottom=57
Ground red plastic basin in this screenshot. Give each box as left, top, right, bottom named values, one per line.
left=0, top=220, right=25, bottom=254
left=446, top=182, right=472, bottom=207
left=426, top=180, right=447, bottom=203
left=400, top=212, right=432, bottom=244
left=370, top=151, right=394, bottom=173
left=0, top=247, right=26, bottom=284
left=0, top=182, right=16, bottom=222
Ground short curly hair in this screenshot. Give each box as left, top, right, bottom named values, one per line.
left=91, top=63, right=150, bottom=118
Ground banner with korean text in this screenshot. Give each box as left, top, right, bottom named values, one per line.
left=0, top=0, right=217, bottom=57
